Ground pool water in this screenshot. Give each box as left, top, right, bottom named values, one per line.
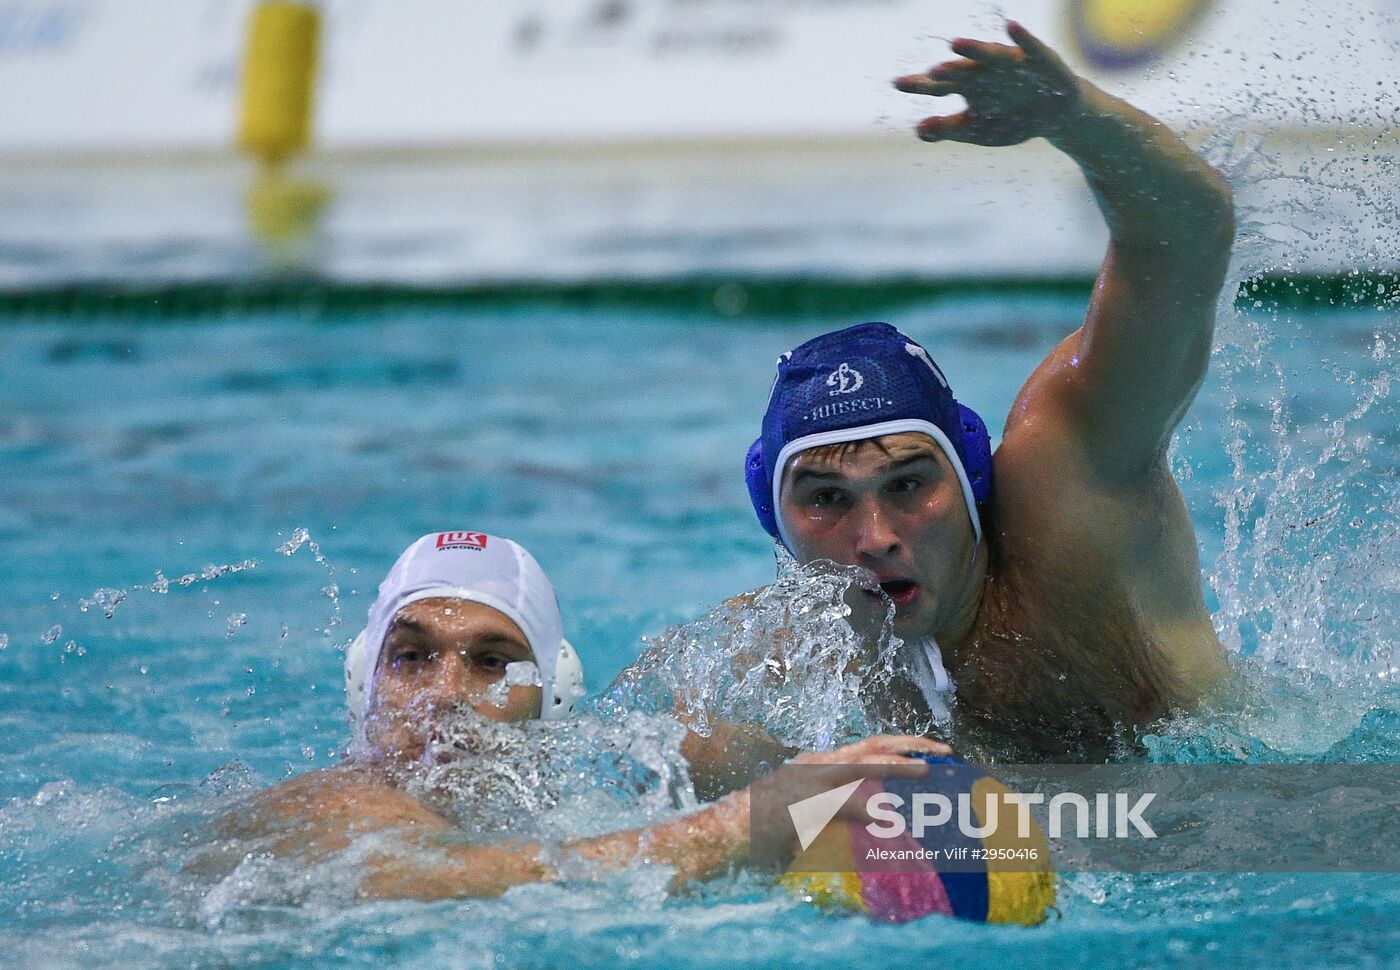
left=2, top=290, right=1399, bottom=967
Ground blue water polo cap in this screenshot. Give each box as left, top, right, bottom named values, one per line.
left=745, top=322, right=992, bottom=549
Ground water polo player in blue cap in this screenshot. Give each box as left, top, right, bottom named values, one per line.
left=666, top=21, right=1234, bottom=781
left=194, top=531, right=946, bottom=901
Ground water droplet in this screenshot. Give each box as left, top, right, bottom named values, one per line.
left=41, top=625, right=62, bottom=645
left=484, top=662, right=543, bottom=707
left=278, top=527, right=311, bottom=556
left=227, top=613, right=248, bottom=638
left=78, top=588, right=126, bottom=619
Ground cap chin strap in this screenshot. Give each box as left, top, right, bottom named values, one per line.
left=771, top=418, right=983, bottom=554
left=343, top=629, right=586, bottom=729
left=912, top=636, right=953, bottom=722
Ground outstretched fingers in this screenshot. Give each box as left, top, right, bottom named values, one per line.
left=916, top=111, right=975, bottom=142
left=893, top=75, right=959, bottom=97
left=896, top=24, right=1078, bottom=146
left=1006, top=20, right=1054, bottom=61
left=950, top=36, right=1018, bottom=63
left=895, top=59, right=980, bottom=96
left=856, top=735, right=953, bottom=757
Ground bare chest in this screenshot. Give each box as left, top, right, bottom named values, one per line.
left=943, top=501, right=1218, bottom=759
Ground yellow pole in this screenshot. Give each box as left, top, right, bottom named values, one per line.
left=237, top=1, right=328, bottom=261
left=238, top=1, right=321, bottom=167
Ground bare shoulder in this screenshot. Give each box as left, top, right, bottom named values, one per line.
left=995, top=331, right=1190, bottom=564
left=180, top=767, right=450, bottom=883
left=995, top=386, right=1209, bottom=607
left=981, top=334, right=1227, bottom=714
left=220, top=766, right=453, bottom=853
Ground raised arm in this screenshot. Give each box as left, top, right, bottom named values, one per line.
left=896, top=22, right=1235, bottom=480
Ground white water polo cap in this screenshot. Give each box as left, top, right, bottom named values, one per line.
left=344, top=531, right=585, bottom=728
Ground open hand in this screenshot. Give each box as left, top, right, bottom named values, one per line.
left=754, top=735, right=952, bottom=811
left=787, top=734, right=951, bottom=773
left=894, top=21, right=1085, bottom=146
left=735, top=735, right=953, bottom=868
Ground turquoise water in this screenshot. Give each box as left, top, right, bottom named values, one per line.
left=3, top=292, right=1400, bottom=967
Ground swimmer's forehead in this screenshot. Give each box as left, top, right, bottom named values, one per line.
left=385, top=598, right=533, bottom=655
left=783, top=432, right=947, bottom=481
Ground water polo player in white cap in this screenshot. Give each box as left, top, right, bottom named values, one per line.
left=342, top=529, right=586, bottom=762
left=201, top=530, right=947, bottom=901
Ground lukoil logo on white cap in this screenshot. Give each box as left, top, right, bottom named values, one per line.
left=436, top=531, right=488, bottom=550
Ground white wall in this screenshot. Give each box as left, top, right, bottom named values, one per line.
left=2, top=0, right=1397, bottom=156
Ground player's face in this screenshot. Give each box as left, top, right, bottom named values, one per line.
left=779, top=432, right=977, bottom=640
left=365, top=598, right=542, bottom=761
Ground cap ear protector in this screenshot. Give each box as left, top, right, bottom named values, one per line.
left=745, top=439, right=780, bottom=539
left=346, top=629, right=370, bottom=717
left=956, top=403, right=993, bottom=505
left=548, top=638, right=586, bottom=719
left=746, top=408, right=992, bottom=541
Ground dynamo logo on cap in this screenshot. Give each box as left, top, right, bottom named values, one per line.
left=827, top=362, right=865, bottom=395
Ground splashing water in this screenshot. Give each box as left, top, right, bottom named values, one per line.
left=1139, top=108, right=1400, bottom=763
left=605, top=551, right=941, bottom=752
left=276, top=527, right=314, bottom=558
left=8, top=531, right=352, bottom=678
left=86, top=703, right=692, bottom=931
left=279, top=527, right=344, bottom=636
left=343, top=699, right=692, bottom=850
left=77, top=587, right=126, bottom=619
left=1208, top=148, right=1398, bottom=671
left=132, top=560, right=259, bottom=592
left=483, top=660, right=543, bottom=708
left=12, top=555, right=263, bottom=660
